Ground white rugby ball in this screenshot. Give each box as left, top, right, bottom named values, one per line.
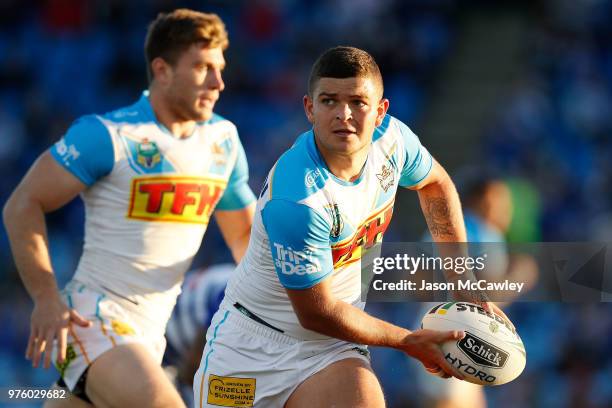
left=421, top=302, right=526, bottom=386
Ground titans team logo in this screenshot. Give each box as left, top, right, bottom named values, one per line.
left=136, top=139, right=161, bottom=169
left=376, top=164, right=395, bottom=192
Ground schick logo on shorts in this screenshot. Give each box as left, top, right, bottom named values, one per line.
left=273, top=243, right=322, bottom=275
left=458, top=332, right=509, bottom=368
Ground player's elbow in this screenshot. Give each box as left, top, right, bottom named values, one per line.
left=3, top=191, right=38, bottom=231
left=2, top=193, right=19, bottom=230
left=293, top=302, right=336, bottom=333
left=295, top=311, right=320, bottom=332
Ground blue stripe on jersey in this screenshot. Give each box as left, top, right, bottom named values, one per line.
left=396, top=119, right=433, bottom=187
left=50, top=115, right=114, bottom=186
left=262, top=199, right=333, bottom=289
left=269, top=131, right=329, bottom=202
left=216, top=142, right=256, bottom=210
left=372, top=114, right=392, bottom=142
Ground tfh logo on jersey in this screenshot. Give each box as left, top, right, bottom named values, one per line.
left=128, top=176, right=227, bottom=224
left=273, top=243, right=322, bottom=275
left=332, top=201, right=394, bottom=268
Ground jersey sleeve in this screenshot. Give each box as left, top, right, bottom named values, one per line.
left=216, top=141, right=257, bottom=210
left=397, top=120, right=433, bottom=187
left=261, top=199, right=333, bottom=289
left=50, top=115, right=114, bottom=186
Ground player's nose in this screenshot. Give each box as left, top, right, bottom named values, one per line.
left=207, top=69, right=225, bottom=92
left=335, top=103, right=352, bottom=121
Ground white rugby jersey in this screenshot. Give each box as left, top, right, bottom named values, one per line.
left=51, top=92, right=255, bottom=326
left=224, top=115, right=433, bottom=340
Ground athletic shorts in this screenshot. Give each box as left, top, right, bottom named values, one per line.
left=54, top=281, right=166, bottom=390
left=193, top=304, right=371, bottom=408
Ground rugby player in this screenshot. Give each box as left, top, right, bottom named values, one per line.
left=194, top=46, right=507, bottom=407
left=3, top=9, right=255, bottom=407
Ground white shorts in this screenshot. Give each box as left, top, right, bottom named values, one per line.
left=55, top=281, right=166, bottom=390
left=193, top=304, right=371, bottom=408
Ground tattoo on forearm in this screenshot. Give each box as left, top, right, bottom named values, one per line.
left=424, top=197, right=455, bottom=237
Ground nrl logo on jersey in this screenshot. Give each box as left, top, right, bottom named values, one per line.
left=137, top=138, right=161, bottom=169
left=376, top=164, right=395, bottom=192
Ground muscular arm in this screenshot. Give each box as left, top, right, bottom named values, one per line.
left=286, top=279, right=464, bottom=379
left=287, top=279, right=410, bottom=347
left=214, top=202, right=255, bottom=263
left=3, top=151, right=91, bottom=367
left=3, top=151, right=85, bottom=302
left=410, top=159, right=505, bottom=312
left=409, top=159, right=466, bottom=243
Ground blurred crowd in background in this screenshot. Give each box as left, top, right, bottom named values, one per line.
left=0, top=0, right=610, bottom=407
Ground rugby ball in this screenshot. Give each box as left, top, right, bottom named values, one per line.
left=421, top=302, right=526, bottom=386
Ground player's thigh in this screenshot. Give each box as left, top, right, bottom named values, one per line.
left=43, top=385, right=93, bottom=408
left=85, top=343, right=185, bottom=408
left=285, top=358, right=385, bottom=408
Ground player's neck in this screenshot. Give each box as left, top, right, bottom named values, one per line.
left=317, top=142, right=369, bottom=183
left=148, top=89, right=196, bottom=138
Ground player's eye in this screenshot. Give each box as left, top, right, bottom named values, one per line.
left=321, top=98, right=335, bottom=105
left=353, top=100, right=367, bottom=108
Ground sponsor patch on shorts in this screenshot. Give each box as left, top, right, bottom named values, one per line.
left=55, top=344, right=77, bottom=377
left=207, top=374, right=256, bottom=407
left=111, top=320, right=136, bottom=336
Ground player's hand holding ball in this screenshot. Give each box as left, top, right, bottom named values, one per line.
left=400, top=328, right=466, bottom=380
left=421, top=302, right=526, bottom=386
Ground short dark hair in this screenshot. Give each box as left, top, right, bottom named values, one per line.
left=308, top=46, right=383, bottom=97
left=144, top=9, right=228, bottom=84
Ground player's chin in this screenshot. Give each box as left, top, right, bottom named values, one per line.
left=192, top=107, right=213, bottom=122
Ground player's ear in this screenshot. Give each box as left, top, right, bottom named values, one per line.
left=375, top=98, right=389, bottom=127
left=151, top=57, right=172, bottom=86
left=303, top=95, right=315, bottom=124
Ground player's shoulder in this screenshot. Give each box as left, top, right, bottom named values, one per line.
left=372, top=114, right=415, bottom=145
left=206, top=112, right=234, bottom=127
left=66, top=113, right=108, bottom=135
left=268, top=130, right=329, bottom=203
left=200, top=112, right=239, bottom=136
left=372, top=114, right=425, bottom=161
left=372, top=114, right=396, bottom=141
left=98, top=96, right=150, bottom=127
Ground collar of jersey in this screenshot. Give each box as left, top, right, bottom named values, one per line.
left=307, top=130, right=368, bottom=187
left=138, top=90, right=210, bottom=140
